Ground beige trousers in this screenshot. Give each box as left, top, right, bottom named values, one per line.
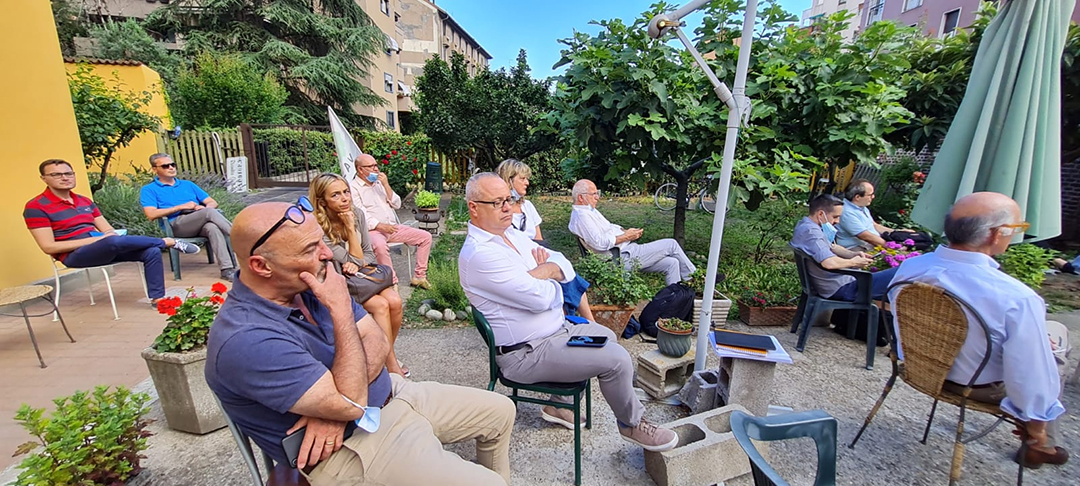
left=305, top=375, right=516, bottom=486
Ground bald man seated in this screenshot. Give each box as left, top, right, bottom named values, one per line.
left=205, top=199, right=515, bottom=485
left=568, top=179, right=696, bottom=285
left=889, top=192, right=1068, bottom=468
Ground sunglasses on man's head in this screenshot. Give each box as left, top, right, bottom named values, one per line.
left=250, top=196, right=314, bottom=255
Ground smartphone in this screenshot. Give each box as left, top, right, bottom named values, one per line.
left=567, top=336, right=608, bottom=347
left=282, top=426, right=306, bottom=468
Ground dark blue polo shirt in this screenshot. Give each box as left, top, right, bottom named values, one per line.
left=139, top=178, right=210, bottom=221
left=205, top=277, right=391, bottom=466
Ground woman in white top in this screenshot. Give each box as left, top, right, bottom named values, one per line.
left=496, top=159, right=594, bottom=321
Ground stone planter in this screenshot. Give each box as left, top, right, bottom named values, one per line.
left=692, top=294, right=732, bottom=329
left=141, top=347, right=225, bottom=435
left=656, top=326, right=693, bottom=358
left=736, top=301, right=798, bottom=327
left=412, top=207, right=442, bottom=223
left=591, top=303, right=635, bottom=336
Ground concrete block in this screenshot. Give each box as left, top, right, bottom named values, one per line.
left=644, top=405, right=757, bottom=486
left=717, top=357, right=777, bottom=417
left=635, top=349, right=695, bottom=399
left=679, top=370, right=719, bottom=414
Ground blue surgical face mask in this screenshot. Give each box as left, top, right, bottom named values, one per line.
left=366, top=172, right=379, bottom=183
left=510, top=187, right=522, bottom=202
left=819, top=211, right=838, bottom=243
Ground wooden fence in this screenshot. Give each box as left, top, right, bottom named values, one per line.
left=154, top=129, right=244, bottom=176
left=430, top=147, right=471, bottom=186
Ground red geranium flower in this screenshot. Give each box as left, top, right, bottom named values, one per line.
left=406, top=141, right=411, bottom=145
left=383, top=160, right=390, bottom=165
left=211, top=282, right=228, bottom=294
left=412, top=168, right=419, bottom=175
left=210, top=295, right=225, bottom=305
left=391, top=150, right=398, bottom=155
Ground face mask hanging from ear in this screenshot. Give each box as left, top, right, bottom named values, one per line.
left=819, top=211, right=838, bottom=243
left=510, top=187, right=522, bottom=202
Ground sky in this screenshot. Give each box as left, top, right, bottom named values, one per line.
left=433, top=0, right=811, bottom=80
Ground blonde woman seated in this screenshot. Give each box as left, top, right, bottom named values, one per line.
left=310, top=173, right=409, bottom=377
left=496, top=158, right=594, bottom=321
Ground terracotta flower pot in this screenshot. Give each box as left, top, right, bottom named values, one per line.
left=656, top=326, right=693, bottom=357
left=736, top=301, right=798, bottom=327
left=591, top=303, right=636, bottom=336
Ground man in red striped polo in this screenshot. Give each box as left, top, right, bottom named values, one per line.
left=23, top=159, right=201, bottom=304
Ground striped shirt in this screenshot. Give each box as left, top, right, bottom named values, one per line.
left=24, top=188, right=100, bottom=260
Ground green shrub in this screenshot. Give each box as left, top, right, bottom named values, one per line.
left=427, top=261, right=470, bottom=312
left=360, top=132, right=432, bottom=194
left=171, top=50, right=289, bottom=129
left=997, top=243, right=1059, bottom=289
left=12, top=386, right=152, bottom=486
left=575, top=255, right=653, bottom=306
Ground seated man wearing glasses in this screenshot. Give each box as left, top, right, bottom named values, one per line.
left=24, top=159, right=200, bottom=305
left=206, top=198, right=515, bottom=485
left=568, top=179, right=695, bottom=285
left=460, top=173, right=678, bottom=453
left=889, top=192, right=1068, bottom=468
left=140, top=153, right=235, bottom=281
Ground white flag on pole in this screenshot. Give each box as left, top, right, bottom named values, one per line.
left=328, top=106, right=361, bottom=181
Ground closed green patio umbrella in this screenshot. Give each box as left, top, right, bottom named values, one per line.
left=912, top=0, right=1073, bottom=241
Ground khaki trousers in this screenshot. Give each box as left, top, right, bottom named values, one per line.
left=171, top=208, right=233, bottom=270
left=305, top=375, right=515, bottom=486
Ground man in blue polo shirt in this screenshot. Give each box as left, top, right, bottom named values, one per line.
left=206, top=201, right=514, bottom=485
left=140, top=153, right=235, bottom=281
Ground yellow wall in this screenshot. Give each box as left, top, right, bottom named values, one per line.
left=0, top=1, right=91, bottom=287
left=63, top=62, right=170, bottom=175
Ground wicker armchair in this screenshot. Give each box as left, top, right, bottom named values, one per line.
left=848, top=281, right=1026, bottom=486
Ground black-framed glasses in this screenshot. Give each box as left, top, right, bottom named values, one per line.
left=472, top=197, right=513, bottom=210
left=156, top=162, right=177, bottom=169
left=250, top=196, right=314, bottom=255
left=45, top=171, right=76, bottom=179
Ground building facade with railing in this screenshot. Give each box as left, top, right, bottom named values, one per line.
left=858, top=0, right=1080, bottom=38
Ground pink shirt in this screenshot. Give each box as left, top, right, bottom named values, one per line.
left=349, top=176, right=402, bottom=227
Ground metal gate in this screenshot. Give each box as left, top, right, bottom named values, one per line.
left=240, top=123, right=354, bottom=188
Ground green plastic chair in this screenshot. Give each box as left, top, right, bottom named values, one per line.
left=730, top=409, right=837, bottom=486
left=158, top=215, right=237, bottom=281
left=471, top=308, right=592, bottom=485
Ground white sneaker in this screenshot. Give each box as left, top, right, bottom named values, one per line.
left=173, top=240, right=201, bottom=254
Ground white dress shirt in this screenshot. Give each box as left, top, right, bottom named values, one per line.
left=889, top=246, right=1064, bottom=422
left=349, top=177, right=401, bottom=227
left=459, top=223, right=576, bottom=346
left=568, top=204, right=624, bottom=253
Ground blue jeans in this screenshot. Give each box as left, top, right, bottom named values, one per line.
left=829, top=266, right=899, bottom=302
left=63, top=236, right=166, bottom=298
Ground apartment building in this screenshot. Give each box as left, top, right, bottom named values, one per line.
left=859, top=0, right=1080, bottom=38
left=801, top=0, right=862, bottom=41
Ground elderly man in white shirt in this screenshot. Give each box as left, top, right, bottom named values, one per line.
left=889, top=192, right=1068, bottom=468
left=350, top=153, right=432, bottom=289
left=459, top=172, right=678, bottom=453
left=568, top=179, right=695, bottom=285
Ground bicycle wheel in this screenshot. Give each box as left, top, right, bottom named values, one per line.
left=699, top=188, right=717, bottom=214
left=655, top=183, right=678, bottom=211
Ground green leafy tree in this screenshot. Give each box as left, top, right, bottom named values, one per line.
left=88, top=19, right=181, bottom=83
left=171, top=50, right=289, bottom=129
left=1063, top=22, right=1080, bottom=163
left=146, top=0, right=387, bottom=126
left=416, top=50, right=555, bottom=170
left=51, top=0, right=88, bottom=57
left=68, top=65, right=161, bottom=193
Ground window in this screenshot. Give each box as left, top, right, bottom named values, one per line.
left=386, top=111, right=396, bottom=129
left=380, top=0, right=389, bottom=16
left=941, top=8, right=961, bottom=37
left=867, top=0, right=885, bottom=24
left=394, top=12, right=400, bottom=23
left=384, top=73, right=394, bottom=93
left=904, top=0, right=923, bottom=11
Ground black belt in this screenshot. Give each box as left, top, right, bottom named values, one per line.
left=497, top=342, right=528, bottom=355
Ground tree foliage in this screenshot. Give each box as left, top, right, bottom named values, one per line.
left=146, top=0, right=387, bottom=126
left=88, top=19, right=181, bottom=83
left=171, top=50, right=289, bottom=129
left=68, top=65, right=161, bottom=193
left=1063, top=22, right=1080, bottom=163
left=51, top=0, right=88, bottom=57
left=415, top=50, right=555, bottom=170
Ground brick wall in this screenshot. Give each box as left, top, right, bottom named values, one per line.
left=1061, top=158, right=1080, bottom=243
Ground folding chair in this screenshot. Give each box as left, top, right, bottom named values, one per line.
left=51, top=258, right=146, bottom=321
left=472, top=308, right=592, bottom=485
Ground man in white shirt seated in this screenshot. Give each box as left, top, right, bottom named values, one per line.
left=459, top=172, right=678, bottom=453
left=568, top=179, right=695, bottom=285
left=889, top=192, right=1068, bottom=468
left=837, top=179, right=931, bottom=250
left=349, top=154, right=432, bottom=289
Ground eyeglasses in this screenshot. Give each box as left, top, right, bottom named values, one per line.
left=358, top=163, right=378, bottom=170
left=155, top=163, right=177, bottom=169
left=997, top=221, right=1030, bottom=236
left=45, top=172, right=76, bottom=179
left=250, top=196, right=314, bottom=255
left=472, top=197, right=513, bottom=210
left=588, top=191, right=602, bottom=197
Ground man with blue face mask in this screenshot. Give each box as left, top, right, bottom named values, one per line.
left=349, top=154, right=432, bottom=289
left=791, top=194, right=900, bottom=302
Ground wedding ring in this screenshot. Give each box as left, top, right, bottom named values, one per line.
left=325, top=439, right=335, bottom=446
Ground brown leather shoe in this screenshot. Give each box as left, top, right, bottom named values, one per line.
left=410, top=277, right=431, bottom=290
left=1015, top=445, right=1069, bottom=469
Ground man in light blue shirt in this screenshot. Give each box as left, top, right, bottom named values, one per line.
left=140, top=153, right=235, bottom=280
left=889, top=192, right=1068, bottom=468
left=837, top=179, right=928, bottom=250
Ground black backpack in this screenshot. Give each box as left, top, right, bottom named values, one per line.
left=637, top=283, right=695, bottom=338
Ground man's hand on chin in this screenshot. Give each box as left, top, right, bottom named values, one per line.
left=289, top=415, right=348, bottom=469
